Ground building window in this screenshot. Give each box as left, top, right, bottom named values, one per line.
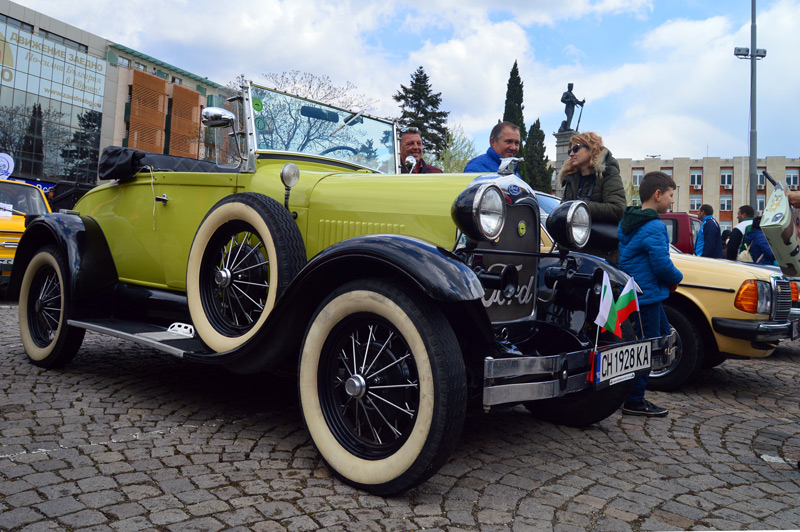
left=786, top=168, right=799, bottom=189
left=39, top=29, right=88, bottom=53
left=720, top=195, right=732, bottom=212
left=720, top=221, right=732, bottom=233
left=690, top=169, right=702, bottom=188
left=721, top=168, right=733, bottom=188
left=0, top=13, right=33, bottom=33
left=172, top=76, right=182, bottom=85
left=135, top=62, right=147, bottom=71
left=690, top=194, right=702, bottom=211
left=661, top=168, right=673, bottom=176
left=632, top=168, right=643, bottom=187
left=118, top=56, right=130, bottom=68
left=757, top=197, right=765, bottom=212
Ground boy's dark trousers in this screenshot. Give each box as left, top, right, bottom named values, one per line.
left=626, top=302, right=671, bottom=406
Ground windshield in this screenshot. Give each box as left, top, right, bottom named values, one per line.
left=0, top=181, right=48, bottom=216
left=248, top=84, right=396, bottom=173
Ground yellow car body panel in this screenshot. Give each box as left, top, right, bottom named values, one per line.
left=540, top=222, right=779, bottom=359
left=0, top=180, right=51, bottom=285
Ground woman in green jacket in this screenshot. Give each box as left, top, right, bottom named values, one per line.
left=558, top=131, right=627, bottom=262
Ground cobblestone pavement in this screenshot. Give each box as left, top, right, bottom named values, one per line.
left=1, top=302, right=800, bottom=532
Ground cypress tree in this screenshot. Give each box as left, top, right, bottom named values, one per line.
left=525, top=118, right=552, bottom=192
left=502, top=61, right=528, bottom=182
left=393, top=66, right=449, bottom=159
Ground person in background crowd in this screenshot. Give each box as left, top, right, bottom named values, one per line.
left=558, top=131, right=626, bottom=262
left=694, top=204, right=723, bottom=258
left=398, top=127, right=442, bottom=174
left=721, top=229, right=732, bottom=256
left=744, top=216, right=776, bottom=265
left=726, top=205, right=755, bottom=260
left=617, top=171, right=683, bottom=417
left=464, top=122, right=521, bottom=173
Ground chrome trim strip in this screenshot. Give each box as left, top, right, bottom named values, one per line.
left=679, top=283, right=736, bottom=293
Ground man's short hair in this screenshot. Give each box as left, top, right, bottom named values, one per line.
left=699, top=204, right=714, bottom=216
left=490, top=121, right=520, bottom=142
left=738, top=205, right=755, bottom=217
left=399, top=126, right=420, bottom=141
left=639, top=171, right=676, bottom=202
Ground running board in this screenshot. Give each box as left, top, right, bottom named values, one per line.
left=68, top=319, right=211, bottom=357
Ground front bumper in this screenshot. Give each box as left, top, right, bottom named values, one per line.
left=712, top=317, right=799, bottom=343
left=482, top=330, right=677, bottom=407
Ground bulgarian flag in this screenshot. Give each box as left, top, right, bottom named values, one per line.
left=594, top=271, right=614, bottom=329
left=594, top=274, right=639, bottom=338
left=614, top=277, right=640, bottom=329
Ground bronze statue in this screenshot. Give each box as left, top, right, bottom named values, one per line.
left=559, top=83, right=585, bottom=132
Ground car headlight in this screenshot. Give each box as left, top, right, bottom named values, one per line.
left=545, top=200, right=591, bottom=249
left=734, top=280, right=772, bottom=315
left=451, top=184, right=506, bottom=241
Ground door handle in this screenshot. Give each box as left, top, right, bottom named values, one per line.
left=155, top=194, right=169, bottom=205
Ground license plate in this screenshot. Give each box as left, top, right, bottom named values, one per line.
left=596, top=341, right=651, bottom=385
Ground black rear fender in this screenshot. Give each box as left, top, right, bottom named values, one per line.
left=8, top=214, right=117, bottom=317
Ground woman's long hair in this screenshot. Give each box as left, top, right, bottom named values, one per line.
left=561, top=131, right=604, bottom=179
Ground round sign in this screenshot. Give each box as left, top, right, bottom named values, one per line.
left=252, top=98, right=263, bottom=112
left=0, top=153, right=13, bottom=178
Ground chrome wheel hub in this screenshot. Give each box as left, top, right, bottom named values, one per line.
left=214, top=268, right=232, bottom=288
left=345, top=374, right=367, bottom=399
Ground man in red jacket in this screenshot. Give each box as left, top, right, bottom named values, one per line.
left=399, top=127, right=442, bottom=174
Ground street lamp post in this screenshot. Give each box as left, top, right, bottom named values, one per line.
left=734, top=0, right=766, bottom=208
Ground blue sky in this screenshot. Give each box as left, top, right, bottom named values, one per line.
left=17, top=0, right=800, bottom=161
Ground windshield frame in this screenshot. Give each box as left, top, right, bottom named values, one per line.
left=245, top=83, right=397, bottom=173
left=0, top=180, right=49, bottom=217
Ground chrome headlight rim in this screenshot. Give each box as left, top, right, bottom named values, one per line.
left=566, top=200, right=591, bottom=248
left=473, top=184, right=506, bottom=240
left=451, top=183, right=507, bottom=242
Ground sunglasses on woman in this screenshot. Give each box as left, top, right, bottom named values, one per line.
left=568, top=144, right=586, bottom=155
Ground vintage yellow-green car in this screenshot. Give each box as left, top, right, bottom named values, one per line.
left=0, top=179, right=51, bottom=289
left=9, top=82, right=674, bottom=495
left=536, top=192, right=799, bottom=391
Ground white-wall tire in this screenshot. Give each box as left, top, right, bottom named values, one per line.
left=19, top=245, right=84, bottom=368
left=299, top=279, right=466, bottom=495
left=187, top=193, right=304, bottom=352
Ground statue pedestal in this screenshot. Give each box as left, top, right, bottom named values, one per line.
left=552, top=130, right=576, bottom=196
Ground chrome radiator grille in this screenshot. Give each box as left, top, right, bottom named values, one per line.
left=773, top=279, right=792, bottom=322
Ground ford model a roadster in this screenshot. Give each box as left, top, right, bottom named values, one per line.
left=9, top=83, right=673, bottom=495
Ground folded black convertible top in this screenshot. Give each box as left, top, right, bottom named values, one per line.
left=98, top=146, right=238, bottom=182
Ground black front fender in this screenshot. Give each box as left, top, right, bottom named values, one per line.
left=299, top=234, right=484, bottom=302
left=8, top=214, right=117, bottom=317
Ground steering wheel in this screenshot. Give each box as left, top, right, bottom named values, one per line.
left=320, top=146, right=359, bottom=156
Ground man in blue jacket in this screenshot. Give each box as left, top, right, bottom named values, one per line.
left=464, top=122, right=520, bottom=173
left=694, top=204, right=723, bottom=258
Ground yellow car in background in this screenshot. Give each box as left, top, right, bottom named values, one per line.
left=0, top=179, right=51, bottom=289
left=535, top=192, right=799, bottom=390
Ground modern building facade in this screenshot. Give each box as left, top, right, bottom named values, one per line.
left=0, top=0, right=225, bottom=193
left=616, top=156, right=800, bottom=232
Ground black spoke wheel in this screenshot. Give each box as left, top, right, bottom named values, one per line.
left=319, top=314, right=420, bottom=459
left=188, top=193, right=305, bottom=352
left=19, top=245, right=84, bottom=368
left=200, top=223, right=270, bottom=336
left=300, top=279, right=466, bottom=495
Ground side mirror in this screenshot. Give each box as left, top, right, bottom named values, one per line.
left=202, top=107, right=236, bottom=128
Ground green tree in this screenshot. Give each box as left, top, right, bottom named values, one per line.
left=59, top=110, right=102, bottom=183
left=433, top=124, right=477, bottom=173
left=393, top=66, right=449, bottom=159
left=524, top=119, right=552, bottom=192
left=502, top=61, right=528, bottom=182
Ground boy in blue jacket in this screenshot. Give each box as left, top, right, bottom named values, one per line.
left=617, top=171, right=684, bottom=416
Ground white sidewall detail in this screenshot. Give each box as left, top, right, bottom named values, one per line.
left=187, top=201, right=279, bottom=352
left=19, top=251, right=63, bottom=361
left=300, top=290, right=435, bottom=486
